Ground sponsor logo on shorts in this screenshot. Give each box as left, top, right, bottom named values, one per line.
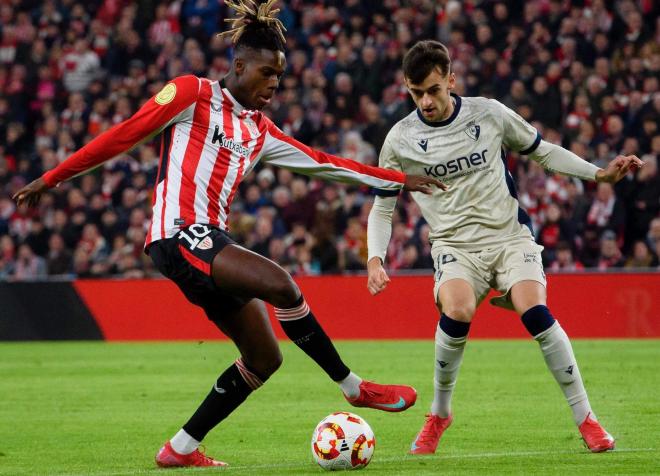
left=442, top=254, right=457, bottom=264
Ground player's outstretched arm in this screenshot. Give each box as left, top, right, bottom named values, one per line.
left=595, top=155, right=644, bottom=183
left=14, top=76, right=200, bottom=207
left=262, top=122, right=445, bottom=194
left=527, top=139, right=644, bottom=183
left=499, top=101, right=644, bottom=183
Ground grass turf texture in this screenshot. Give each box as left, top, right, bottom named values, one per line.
left=1, top=340, right=657, bottom=475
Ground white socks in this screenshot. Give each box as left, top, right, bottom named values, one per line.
left=431, top=325, right=467, bottom=418
left=170, top=429, right=200, bottom=455
left=169, top=372, right=362, bottom=455
left=535, top=322, right=594, bottom=425
left=339, top=371, right=362, bottom=398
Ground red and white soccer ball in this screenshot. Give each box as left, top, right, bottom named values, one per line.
left=311, top=412, right=375, bottom=470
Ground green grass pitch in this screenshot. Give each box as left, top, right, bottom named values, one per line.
left=1, top=340, right=658, bottom=475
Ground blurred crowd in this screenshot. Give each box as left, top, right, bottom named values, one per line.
left=0, top=0, right=659, bottom=281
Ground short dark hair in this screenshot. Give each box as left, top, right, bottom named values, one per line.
left=402, top=40, right=451, bottom=84
left=219, top=0, right=286, bottom=53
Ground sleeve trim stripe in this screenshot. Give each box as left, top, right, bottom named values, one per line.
left=373, top=189, right=400, bottom=197
left=519, top=131, right=542, bottom=155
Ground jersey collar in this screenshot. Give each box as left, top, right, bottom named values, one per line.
left=416, top=93, right=461, bottom=127
left=220, top=86, right=246, bottom=115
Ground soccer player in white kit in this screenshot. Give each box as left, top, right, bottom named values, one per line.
left=366, top=40, right=644, bottom=454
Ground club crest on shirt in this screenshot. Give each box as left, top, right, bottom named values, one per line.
left=417, top=138, right=429, bottom=152
left=464, top=121, right=480, bottom=141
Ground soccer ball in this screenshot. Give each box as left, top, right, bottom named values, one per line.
left=311, top=412, right=375, bottom=470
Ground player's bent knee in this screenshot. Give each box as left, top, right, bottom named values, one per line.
left=268, top=274, right=301, bottom=308
left=442, top=305, right=475, bottom=323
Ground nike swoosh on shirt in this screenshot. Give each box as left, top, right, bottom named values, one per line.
left=371, top=396, right=406, bottom=409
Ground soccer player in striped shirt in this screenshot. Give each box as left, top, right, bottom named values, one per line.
left=13, top=1, right=445, bottom=468
left=366, top=40, right=644, bottom=455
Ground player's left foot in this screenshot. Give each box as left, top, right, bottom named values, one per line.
left=155, top=441, right=228, bottom=467
left=344, top=380, right=417, bottom=412
left=579, top=413, right=615, bottom=453
left=409, top=413, right=453, bottom=454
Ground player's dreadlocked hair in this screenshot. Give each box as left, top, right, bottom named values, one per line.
left=218, top=0, right=286, bottom=53
left=403, top=40, right=451, bottom=84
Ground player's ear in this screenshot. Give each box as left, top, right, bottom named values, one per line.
left=403, top=77, right=412, bottom=93
left=234, top=57, right=245, bottom=76
left=448, top=72, right=456, bottom=91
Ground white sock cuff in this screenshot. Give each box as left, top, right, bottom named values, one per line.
left=534, top=320, right=561, bottom=341
left=435, top=325, right=468, bottom=346
left=339, top=371, right=362, bottom=398
left=170, top=429, right=200, bottom=455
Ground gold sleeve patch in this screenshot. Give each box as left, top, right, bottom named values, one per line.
left=155, top=83, right=177, bottom=105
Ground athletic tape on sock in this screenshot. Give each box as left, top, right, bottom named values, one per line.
left=235, top=358, right=264, bottom=390
left=274, top=299, right=310, bottom=321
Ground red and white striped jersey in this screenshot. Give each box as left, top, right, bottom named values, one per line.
left=42, top=75, right=407, bottom=246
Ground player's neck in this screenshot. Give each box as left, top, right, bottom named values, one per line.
left=222, top=73, right=250, bottom=108
left=438, top=96, right=456, bottom=122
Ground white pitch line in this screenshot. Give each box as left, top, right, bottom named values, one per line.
left=223, top=448, right=658, bottom=472
left=18, top=447, right=658, bottom=476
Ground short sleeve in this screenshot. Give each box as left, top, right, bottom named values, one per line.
left=492, top=100, right=541, bottom=155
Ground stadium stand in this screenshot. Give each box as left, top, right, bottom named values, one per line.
left=0, top=0, right=658, bottom=279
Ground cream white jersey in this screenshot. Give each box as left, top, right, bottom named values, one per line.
left=377, top=94, right=541, bottom=251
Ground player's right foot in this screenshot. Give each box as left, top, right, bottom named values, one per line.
left=578, top=413, right=615, bottom=453
left=155, top=441, right=228, bottom=467
left=345, top=380, right=417, bottom=412
left=409, top=413, right=453, bottom=455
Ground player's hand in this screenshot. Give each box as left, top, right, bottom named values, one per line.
left=595, top=155, right=644, bottom=183
left=367, top=257, right=390, bottom=296
left=403, top=174, right=448, bottom=194
left=12, top=177, right=49, bottom=207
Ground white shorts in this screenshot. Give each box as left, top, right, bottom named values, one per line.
left=431, top=239, right=546, bottom=310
